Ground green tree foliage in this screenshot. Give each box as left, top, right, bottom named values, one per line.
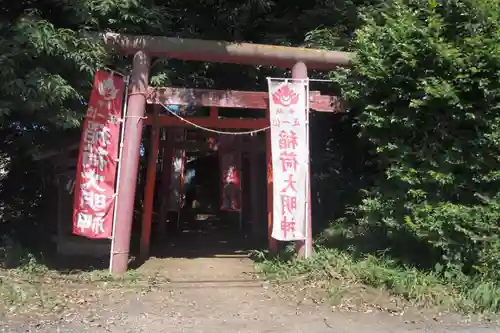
left=0, top=0, right=366, bottom=248
left=0, top=1, right=165, bottom=130
left=0, top=0, right=167, bottom=248
left=332, top=0, right=500, bottom=278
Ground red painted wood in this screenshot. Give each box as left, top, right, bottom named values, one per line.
left=169, top=140, right=264, bottom=152
left=140, top=107, right=160, bottom=259
left=266, top=110, right=278, bottom=254
left=147, top=87, right=340, bottom=112
left=111, top=51, right=150, bottom=275
left=250, top=150, right=260, bottom=236
left=210, top=106, right=218, bottom=120
left=158, top=136, right=173, bottom=237
left=101, top=33, right=352, bottom=70
left=144, top=116, right=268, bottom=129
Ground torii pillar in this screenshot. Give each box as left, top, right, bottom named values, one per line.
left=293, top=62, right=313, bottom=258
left=110, top=51, right=150, bottom=275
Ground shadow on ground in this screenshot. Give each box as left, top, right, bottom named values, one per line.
left=23, top=214, right=268, bottom=274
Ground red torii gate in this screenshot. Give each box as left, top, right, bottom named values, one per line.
left=103, top=33, right=351, bottom=274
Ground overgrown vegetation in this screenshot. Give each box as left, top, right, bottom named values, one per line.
left=0, top=246, right=168, bottom=317
left=257, top=245, right=500, bottom=314
left=2, top=0, right=500, bottom=318
left=260, top=0, right=500, bottom=315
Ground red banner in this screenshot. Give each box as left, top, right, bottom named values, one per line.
left=220, top=152, right=241, bottom=211
left=72, top=70, right=125, bottom=238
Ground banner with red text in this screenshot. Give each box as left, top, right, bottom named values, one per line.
left=168, top=129, right=187, bottom=211
left=220, top=152, right=242, bottom=211
left=268, top=78, right=309, bottom=241
left=72, top=70, right=125, bottom=238
left=168, top=149, right=187, bottom=211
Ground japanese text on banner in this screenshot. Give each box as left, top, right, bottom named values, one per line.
left=72, top=70, right=125, bottom=239
left=268, top=79, right=309, bottom=241
left=220, top=152, right=242, bottom=212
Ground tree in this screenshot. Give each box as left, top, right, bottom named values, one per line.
left=332, top=0, right=500, bottom=277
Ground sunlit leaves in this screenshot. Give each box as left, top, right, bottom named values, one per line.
left=332, top=0, right=500, bottom=277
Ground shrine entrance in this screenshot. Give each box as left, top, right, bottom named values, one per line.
left=134, top=87, right=338, bottom=261
left=137, top=100, right=269, bottom=260
left=102, top=33, right=349, bottom=274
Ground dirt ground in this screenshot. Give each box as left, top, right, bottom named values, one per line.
left=1, top=228, right=498, bottom=333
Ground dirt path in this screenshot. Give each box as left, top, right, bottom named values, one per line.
left=3, top=253, right=497, bottom=333
left=1, top=225, right=496, bottom=333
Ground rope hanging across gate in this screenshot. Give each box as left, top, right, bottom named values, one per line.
left=127, top=77, right=334, bottom=135
left=158, top=101, right=270, bottom=136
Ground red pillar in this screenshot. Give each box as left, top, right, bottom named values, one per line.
left=292, top=62, right=313, bottom=258
left=250, top=148, right=260, bottom=237
left=140, top=106, right=160, bottom=259
left=110, top=51, right=150, bottom=275
left=266, top=111, right=278, bottom=254
left=158, top=135, right=173, bottom=236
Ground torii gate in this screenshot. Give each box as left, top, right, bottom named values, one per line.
left=102, top=33, right=352, bottom=274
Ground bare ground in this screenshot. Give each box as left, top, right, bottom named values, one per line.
left=1, top=229, right=498, bottom=333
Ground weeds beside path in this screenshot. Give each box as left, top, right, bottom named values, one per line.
left=0, top=260, right=169, bottom=326
left=255, top=247, right=500, bottom=322
left=1, top=254, right=499, bottom=333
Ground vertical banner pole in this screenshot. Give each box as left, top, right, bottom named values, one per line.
left=109, top=74, right=130, bottom=273
left=290, top=62, right=313, bottom=258
left=304, top=78, right=312, bottom=259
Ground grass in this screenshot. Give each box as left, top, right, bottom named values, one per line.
left=254, top=245, right=500, bottom=315
left=0, top=252, right=169, bottom=319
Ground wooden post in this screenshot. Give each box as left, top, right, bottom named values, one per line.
left=249, top=140, right=260, bottom=237
left=140, top=106, right=160, bottom=259
left=110, top=51, right=150, bottom=275
left=292, top=62, right=313, bottom=259
left=266, top=111, right=278, bottom=254
left=158, top=133, right=173, bottom=237
left=210, top=106, right=218, bottom=120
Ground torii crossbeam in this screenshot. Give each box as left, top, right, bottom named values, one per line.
left=106, top=33, right=349, bottom=275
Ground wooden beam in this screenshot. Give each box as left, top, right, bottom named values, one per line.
left=144, top=115, right=269, bottom=129
left=170, top=140, right=264, bottom=153
left=101, top=33, right=352, bottom=69
left=147, top=87, right=341, bottom=113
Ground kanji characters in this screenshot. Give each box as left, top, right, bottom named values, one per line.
left=280, top=194, right=297, bottom=215
left=80, top=190, right=107, bottom=210
left=76, top=212, right=105, bottom=234
left=280, top=151, right=297, bottom=172
left=81, top=165, right=105, bottom=192
left=74, top=71, right=125, bottom=239
left=280, top=216, right=296, bottom=239
left=269, top=81, right=309, bottom=240
left=86, top=106, right=98, bottom=119
left=281, top=173, right=297, bottom=194
left=279, top=130, right=298, bottom=151
left=85, top=121, right=111, bottom=148
left=76, top=212, right=92, bottom=232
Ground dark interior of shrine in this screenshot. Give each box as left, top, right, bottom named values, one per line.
left=130, top=127, right=268, bottom=259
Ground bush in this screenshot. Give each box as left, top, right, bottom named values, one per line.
left=332, top=0, right=500, bottom=277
